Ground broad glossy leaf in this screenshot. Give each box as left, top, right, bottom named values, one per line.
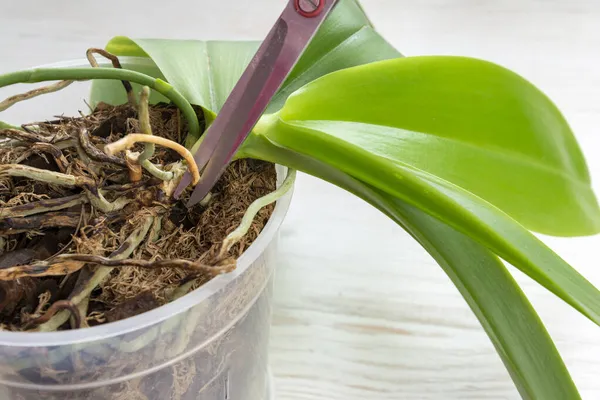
left=391, top=201, right=580, bottom=400
left=241, top=134, right=580, bottom=400
left=102, top=0, right=400, bottom=116
left=248, top=58, right=600, bottom=325
left=270, top=55, right=600, bottom=236
left=104, top=38, right=259, bottom=121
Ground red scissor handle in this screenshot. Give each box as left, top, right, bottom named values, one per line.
left=176, top=0, right=338, bottom=206
left=294, top=0, right=325, bottom=18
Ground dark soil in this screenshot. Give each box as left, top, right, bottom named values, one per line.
left=0, top=101, right=277, bottom=332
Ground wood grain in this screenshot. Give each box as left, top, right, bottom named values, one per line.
left=0, top=1, right=599, bottom=399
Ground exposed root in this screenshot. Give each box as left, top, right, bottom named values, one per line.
left=0, top=99, right=277, bottom=335
left=35, top=216, right=155, bottom=332
left=83, top=186, right=130, bottom=213
left=0, top=194, right=87, bottom=218
left=78, top=128, right=126, bottom=167
left=0, top=80, right=73, bottom=112
left=125, top=150, right=143, bottom=182
left=49, top=254, right=235, bottom=275
left=137, top=86, right=155, bottom=163
left=170, top=279, right=197, bottom=302
left=74, top=296, right=90, bottom=329
left=104, top=134, right=200, bottom=184
left=14, top=142, right=70, bottom=172
left=0, top=164, right=93, bottom=187
left=0, top=127, right=57, bottom=143
left=23, top=300, right=82, bottom=330
left=0, top=259, right=86, bottom=281
left=0, top=253, right=233, bottom=282
left=86, top=47, right=136, bottom=106
left=132, top=86, right=179, bottom=183
left=218, top=169, right=295, bottom=260
left=0, top=211, right=81, bottom=235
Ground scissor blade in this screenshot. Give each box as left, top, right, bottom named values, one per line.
left=173, top=19, right=287, bottom=197
left=176, top=0, right=338, bottom=206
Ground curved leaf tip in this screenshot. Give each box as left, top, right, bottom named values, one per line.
left=278, top=55, right=600, bottom=236
left=106, top=36, right=149, bottom=58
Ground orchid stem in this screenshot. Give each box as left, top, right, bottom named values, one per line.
left=0, top=67, right=201, bottom=143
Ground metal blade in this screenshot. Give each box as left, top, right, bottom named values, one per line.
left=175, top=0, right=338, bottom=206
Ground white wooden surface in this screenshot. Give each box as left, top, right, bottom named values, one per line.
left=1, top=1, right=599, bottom=399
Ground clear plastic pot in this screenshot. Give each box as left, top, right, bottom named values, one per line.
left=0, top=58, right=293, bottom=400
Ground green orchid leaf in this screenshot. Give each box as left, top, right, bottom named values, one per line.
left=391, top=200, right=580, bottom=400
left=104, top=38, right=258, bottom=120
left=88, top=60, right=171, bottom=108
left=101, top=0, right=399, bottom=117
left=245, top=57, right=600, bottom=324
left=242, top=135, right=580, bottom=400
left=265, top=55, right=600, bottom=237
left=248, top=124, right=600, bottom=325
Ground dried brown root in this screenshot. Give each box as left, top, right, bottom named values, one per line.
left=0, top=253, right=232, bottom=282
left=35, top=215, right=155, bottom=332
left=0, top=80, right=73, bottom=112
left=47, top=254, right=235, bottom=275
left=14, top=142, right=70, bottom=173
left=86, top=48, right=122, bottom=69
left=0, top=164, right=93, bottom=187
left=86, top=47, right=137, bottom=106
left=104, top=134, right=200, bottom=184
left=0, top=211, right=81, bottom=235
left=0, top=194, right=87, bottom=218
left=0, top=128, right=56, bottom=143
left=78, top=128, right=127, bottom=167
left=0, top=259, right=85, bottom=281
left=22, top=300, right=82, bottom=330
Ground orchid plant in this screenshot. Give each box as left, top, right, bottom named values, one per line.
left=1, top=0, right=599, bottom=398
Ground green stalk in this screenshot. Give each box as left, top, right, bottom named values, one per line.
left=0, top=68, right=201, bottom=143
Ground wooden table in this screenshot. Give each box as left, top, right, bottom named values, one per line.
left=1, top=1, right=599, bottom=398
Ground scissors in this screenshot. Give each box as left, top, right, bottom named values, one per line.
left=174, top=0, right=339, bottom=206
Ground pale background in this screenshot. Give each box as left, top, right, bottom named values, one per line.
left=1, top=1, right=599, bottom=399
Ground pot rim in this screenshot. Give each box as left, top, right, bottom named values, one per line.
left=0, top=57, right=293, bottom=346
